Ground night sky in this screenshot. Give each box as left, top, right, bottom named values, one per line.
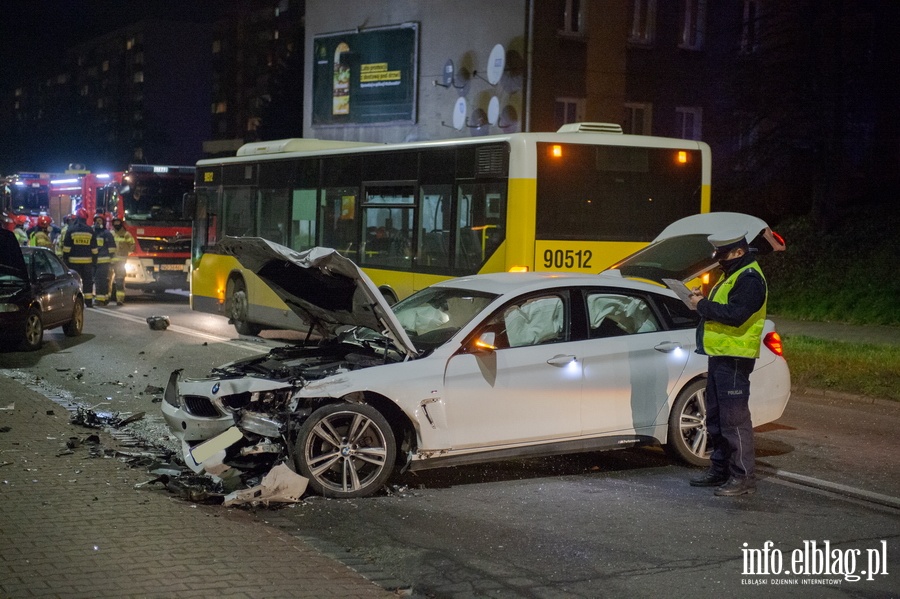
left=0, top=0, right=225, bottom=81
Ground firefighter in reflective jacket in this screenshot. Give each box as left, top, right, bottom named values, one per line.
left=62, top=208, right=98, bottom=307
left=28, top=215, right=53, bottom=248
left=92, top=214, right=116, bottom=306
left=110, top=217, right=135, bottom=305
left=13, top=215, right=29, bottom=246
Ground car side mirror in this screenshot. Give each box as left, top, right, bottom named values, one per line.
left=36, top=272, right=55, bottom=283
left=472, top=331, right=497, bottom=352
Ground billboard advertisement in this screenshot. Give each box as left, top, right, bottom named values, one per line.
left=312, top=23, right=418, bottom=125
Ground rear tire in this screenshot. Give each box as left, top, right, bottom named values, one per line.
left=63, top=298, right=84, bottom=337
left=665, top=379, right=711, bottom=467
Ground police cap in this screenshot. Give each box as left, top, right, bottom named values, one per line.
left=708, top=229, right=749, bottom=258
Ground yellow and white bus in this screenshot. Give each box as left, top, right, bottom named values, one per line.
left=188, top=123, right=710, bottom=335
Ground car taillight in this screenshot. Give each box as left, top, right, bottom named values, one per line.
left=764, top=331, right=784, bottom=357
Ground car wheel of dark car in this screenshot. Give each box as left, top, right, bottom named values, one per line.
left=294, top=402, right=397, bottom=499
left=63, top=298, right=84, bottom=337
left=665, top=379, right=711, bottom=467
left=227, top=277, right=262, bottom=336
left=20, top=307, right=44, bottom=351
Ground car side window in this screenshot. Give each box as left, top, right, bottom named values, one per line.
left=47, top=252, right=67, bottom=277
left=31, top=251, right=54, bottom=279
left=586, top=292, right=659, bottom=338
left=481, top=294, right=566, bottom=349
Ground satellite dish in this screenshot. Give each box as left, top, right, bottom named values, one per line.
left=452, top=97, right=467, bottom=130
left=442, top=59, right=455, bottom=87
left=486, top=44, right=506, bottom=85
left=487, top=97, right=500, bottom=125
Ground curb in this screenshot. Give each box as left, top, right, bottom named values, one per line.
left=758, top=466, right=900, bottom=510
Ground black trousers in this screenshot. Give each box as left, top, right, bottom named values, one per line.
left=705, top=355, right=757, bottom=479
left=69, top=262, right=94, bottom=304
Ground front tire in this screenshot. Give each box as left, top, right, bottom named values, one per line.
left=20, top=307, right=44, bottom=351
left=665, top=379, right=711, bottom=467
left=294, top=403, right=396, bottom=498
left=227, top=277, right=262, bottom=336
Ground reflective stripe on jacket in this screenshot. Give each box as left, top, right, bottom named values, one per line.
left=95, top=229, right=116, bottom=264
left=702, top=263, right=767, bottom=358
left=62, top=222, right=97, bottom=265
left=112, top=229, right=135, bottom=262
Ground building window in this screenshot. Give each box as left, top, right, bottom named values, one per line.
left=624, top=103, right=652, bottom=135
left=554, top=97, right=585, bottom=130
left=629, top=0, right=656, bottom=45
left=102, top=60, right=110, bottom=72
left=676, top=107, right=703, bottom=140
left=133, top=71, right=144, bottom=83
left=134, top=52, right=144, bottom=65
left=126, top=37, right=135, bottom=51
left=214, top=102, right=227, bottom=114
left=558, top=0, right=584, bottom=36
left=212, top=39, right=221, bottom=53
left=741, top=0, right=761, bottom=54
left=679, top=0, right=706, bottom=50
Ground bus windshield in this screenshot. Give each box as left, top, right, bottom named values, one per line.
left=120, top=175, right=193, bottom=222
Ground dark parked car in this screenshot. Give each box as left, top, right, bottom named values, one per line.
left=0, top=246, right=84, bottom=351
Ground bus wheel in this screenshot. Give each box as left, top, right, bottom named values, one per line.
left=227, top=278, right=262, bottom=336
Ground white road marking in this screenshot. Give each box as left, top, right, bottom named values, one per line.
left=759, top=466, right=900, bottom=509
left=85, top=307, right=268, bottom=353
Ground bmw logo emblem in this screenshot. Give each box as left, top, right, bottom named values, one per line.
left=211, top=383, right=220, bottom=395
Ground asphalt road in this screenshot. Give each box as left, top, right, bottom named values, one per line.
left=1, top=293, right=897, bottom=598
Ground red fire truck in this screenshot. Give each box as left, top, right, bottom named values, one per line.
left=1, top=172, right=54, bottom=231
left=80, top=165, right=196, bottom=292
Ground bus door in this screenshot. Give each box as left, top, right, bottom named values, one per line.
left=454, top=181, right=507, bottom=275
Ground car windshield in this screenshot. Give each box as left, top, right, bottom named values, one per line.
left=0, top=263, right=27, bottom=283
left=391, top=286, right=498, bottom=351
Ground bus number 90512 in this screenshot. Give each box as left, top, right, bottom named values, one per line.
left=543, top=249, right=593, bottom=269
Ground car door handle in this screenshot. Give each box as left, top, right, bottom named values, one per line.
left=654, top=341, right=683, bottom=353
left=547, top=354, right=577, bottom=366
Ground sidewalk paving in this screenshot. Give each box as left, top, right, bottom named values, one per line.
left=0, top=376, right=398, bottom=599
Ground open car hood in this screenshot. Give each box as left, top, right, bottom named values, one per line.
left=212, top=238, right=418, bottom=358
left=607, top=212, right=785, bottom=284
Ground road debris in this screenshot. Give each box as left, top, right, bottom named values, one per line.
left=146, top=315, right=170, bottom=330
left=223, top=463, right=309, bottom=507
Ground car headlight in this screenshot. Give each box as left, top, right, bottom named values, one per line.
left=0, top=303, right=21, bottom=313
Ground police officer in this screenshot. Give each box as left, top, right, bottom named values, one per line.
left=110, top=217, right=135, bottom=305
left=92, top=214, right=116, bottom=306
left=61, top=208, right=98, bottom=307
left=28, top=215, right=54, bottom=248
left=688, top=230, right=767, bottom=497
